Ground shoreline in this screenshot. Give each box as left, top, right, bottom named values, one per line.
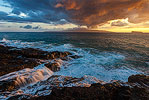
left=0, top=45, right=148, bottom=100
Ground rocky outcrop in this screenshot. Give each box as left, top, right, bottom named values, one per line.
left=27, top=74, right=149, bottom=100
left=2, top=75, right=100, bottom=100
left=3, top=74, right=148, bottom=100
left=0, top=45, right=148, bottom=100
left=128, top=74, right=149, bottom=87
left=0, top=45, right=77, bottom=76
left=0, top=73, right=149, bottom=100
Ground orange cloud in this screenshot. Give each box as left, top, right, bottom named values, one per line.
left=55, top=3, right=64, bottom=8
left=55, top=0, right=149, bottom=27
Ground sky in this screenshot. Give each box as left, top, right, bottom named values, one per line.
left=0, top=0, right=149, bottom=33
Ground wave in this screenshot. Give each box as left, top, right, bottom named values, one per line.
left=0, top=38, right=141, bottom=82
left=0, top=38, right=73, bottom=52
left=0, top=64, right=53, bottom=88
left=0, top=38, right=143, bottom=99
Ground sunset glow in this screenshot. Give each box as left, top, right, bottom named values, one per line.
left=0, top=0, right=148, bottom=33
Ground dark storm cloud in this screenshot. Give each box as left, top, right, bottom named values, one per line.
left=0, top=11, right=46, bottom=23
left=1, top=0, right=68, bottom=24
left=56, top=0, right=149, bottom=27
left=1, top=0, right=149, bottom=27
left=20, top=25, right=40, bottom=29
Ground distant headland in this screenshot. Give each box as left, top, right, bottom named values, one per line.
left=131, top=31, right=144, bottom=34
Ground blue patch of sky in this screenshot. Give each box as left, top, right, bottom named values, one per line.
left=0, top=0, right=12, bottom=13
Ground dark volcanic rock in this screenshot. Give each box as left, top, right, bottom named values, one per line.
left=45, top=62, right=61, bottom=72
left=49, top=51, right=72, bottom=59
left=7, top=95, right=32, bottom=100
left=0, top=79, right=16, bottom=92
left=128, top=74, right=149, bottom=87
left=0, top=45, right=75, bottom=76
left=29, top=84, right=149, bottom=100
left=27, top=75, right=149, bottom=100
left=0, top=45, right=39, bottom=76
left=69, top=55, right=81, bottom=59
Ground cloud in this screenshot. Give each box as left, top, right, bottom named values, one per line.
left=56, top=0, right=149, bottom=27
left=33, top=26, right=40, bottom=29
left=111, top=21, right=128, bottom=27
left=1, top=0, right=68, bottom=24
left=0, top=0, right=148, bottom=28
left=20, top=25, right=32, bottom=29
left=20, top=25, right=40, bottom=29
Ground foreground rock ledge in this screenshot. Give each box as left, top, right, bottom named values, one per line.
left=0, top=45, right=149, bottom=100
left=7, top=74, right=148, bottom=100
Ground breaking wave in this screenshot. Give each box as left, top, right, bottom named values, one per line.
left=0, top=38, right=143, bottom=99
left=0, top=38, right=141, bottom=82
left=0, top=64, right=53, bottom=88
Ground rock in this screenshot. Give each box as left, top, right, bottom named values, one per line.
left=45, top=62, right=61, bottom=72
left=45, top=59, right=64, bottom=72
left=27, top=75, right=149, bottom=100
left=29, top=82, right=149, bottom=100
left=128, top=74, right=149, bottom=87
left=1, top=75, right=98, bottom=99
left=0, top=74, right=149, bottom=100
left=69, top=55, right=81, bottom=59
left=47, top=51, right=72, bottom=59
left=0, top=79, right=16, bottom=92
left=0, top=45, right=77, bottom=76
left=7, top=94, right=31, bottom=100
left=0, top=45, right=39, bottom=76
left=0, top=58, right=38, bottom=77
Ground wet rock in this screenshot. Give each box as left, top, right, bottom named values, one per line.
left=0, top=74, right=149, bottom=100
left=0, top=45, right=39, bottom=76
left=0, top=79, right=16, bottom=92
left=0, top=58, right=38, bottom=77
left=47, top=51, right=72, bottom=59
left=30, top=83, right=149, bottom=100
left=128, top=74, right=149, bottom=88
left=1, top=75, right=98, bottom=99
left=7, top=94, right=32, bottom=100
left=0, top=45, right=77, bottom=76
left=69, top=55, right=81, bottom=59
left=45, top=59, right=63, bottom=72
left=28, top=75, right=149, bottom=100
left=45, top=62, right=61, bottom=72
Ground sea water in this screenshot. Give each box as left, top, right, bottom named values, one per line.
left=0, top=32, right=149, bottom=99
left=0, top=32, right=148, bottom=82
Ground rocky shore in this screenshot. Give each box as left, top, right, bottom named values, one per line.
left=29, top=75, right=149, bottom=100
left=0, top=45, right=149, bottom=100
left=0, top=45, right=78, bottom=76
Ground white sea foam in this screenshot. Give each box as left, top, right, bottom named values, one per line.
left=0, top=38, right=141, bottom=82
left=0, top=38, right=72, bottom=52
left=0, top=38, right=143, bottom=99
left=3, top=75, right=101, bottom=99
left=55, top=50, right=140, bottom=82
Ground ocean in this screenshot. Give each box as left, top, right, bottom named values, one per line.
left=0, top=32, right=149, bottom=82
